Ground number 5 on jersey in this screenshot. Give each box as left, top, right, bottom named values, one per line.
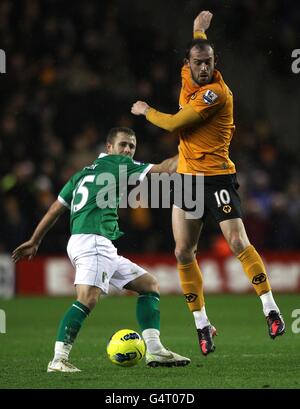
left=72, top=175, right=96, bottom=212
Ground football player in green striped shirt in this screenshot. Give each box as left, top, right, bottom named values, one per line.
left=12, top=127, right=190, bottom=372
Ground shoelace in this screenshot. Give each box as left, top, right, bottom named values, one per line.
left=199, top=329, right=211, bottom=340
left=268, top=315, right=281, bottom=324
left=61, top=359, right=76, bottom=369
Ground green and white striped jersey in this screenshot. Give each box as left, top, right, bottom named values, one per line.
left=58, top=153, right=152, bottom=240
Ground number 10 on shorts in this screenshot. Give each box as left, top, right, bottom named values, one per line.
left=214, top=189, right=231, bottom=207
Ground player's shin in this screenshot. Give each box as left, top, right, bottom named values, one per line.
left=237, top=245, right=284, bottom=338
left=237, top=245, right=271, bottom=296
left=178, top=260, right=205, bottom=313
left=137, top=292, right=164, bottom=353
left=53, top=301, right=90, bottom=362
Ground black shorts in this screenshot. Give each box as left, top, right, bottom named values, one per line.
left=173, top=173, right=243, bottom=223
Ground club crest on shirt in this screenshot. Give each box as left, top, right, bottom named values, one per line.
left=203, top=89, right=218, bottom=104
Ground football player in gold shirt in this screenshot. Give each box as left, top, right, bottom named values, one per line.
left=132, top=11, right=285, bottom=355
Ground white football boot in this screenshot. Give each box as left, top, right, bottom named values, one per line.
left=47, top=358, right=81, bottom=373
left=146, top=348, right=190, bottom=367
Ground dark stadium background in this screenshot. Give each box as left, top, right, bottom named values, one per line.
left=1, top=0, right=300, bottom=392
left=1, top=0, right=300, bottom=255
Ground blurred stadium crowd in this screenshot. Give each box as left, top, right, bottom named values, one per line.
left=1, top=0, right=300, bottom=254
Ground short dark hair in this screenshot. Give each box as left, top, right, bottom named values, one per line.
left=185, top=39, right=215, bottom=60
left=106, top=127, right=136, bottom=145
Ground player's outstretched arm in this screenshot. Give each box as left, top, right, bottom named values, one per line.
left=193, top=10, right=213, bottom=39
left=131, top=101, right=150, bottom=116
left=12, top=200, right=67, bottom=262
left=131, top=101, right=201, bottom=132
left=131, top=11, right=214, bottom=132
left=150, top=154, right=178, bottom=174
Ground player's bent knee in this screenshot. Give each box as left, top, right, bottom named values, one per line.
left=149, top=279, right=159, bottom=294
left=76, top=287, right=101, bottom=311
left=125, top=273, right=159, bottom=294
left=228, top=235, right=248, bottom=256
left=175, top=247, right=195, bottom=264
left=77, top=295, right=98, bottom=311
left=140, top=273, right=159, bottom=294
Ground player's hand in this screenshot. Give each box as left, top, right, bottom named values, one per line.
left=12, top=240, right=39, bottom=262
left=194, top=11, right=213, bottom=33
left=131, top=101, right=150, bottom=116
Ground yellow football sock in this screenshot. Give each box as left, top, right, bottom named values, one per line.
left=178, top=260, right=205, bottom=312
left=237, top=245, right=271, bottom=296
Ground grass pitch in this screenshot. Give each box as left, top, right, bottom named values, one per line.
left=0, top=294, right=299, bottom=389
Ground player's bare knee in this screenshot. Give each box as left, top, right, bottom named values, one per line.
left=76, top=287, right=100, bottom=311
left=175, top=246, right=194, bottom=264
left=148, top=275, right=159, bottom=293
left=77, top=295, right=98, bottom=311
left=141, top=273, right=159, bottom=294
left=228, top=234, right=248, bottom=256
left=125, top=273, right=159, bottom=294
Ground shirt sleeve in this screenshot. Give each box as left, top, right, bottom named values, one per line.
left=190, top=84, right=227, bottom=121
left=58, top=178, right=75, bottom=209
left=122, top=157, right=154, bottom=182
left=146, top=104, right=201, bottom=133
left=194, top=31, right=207, bottom=40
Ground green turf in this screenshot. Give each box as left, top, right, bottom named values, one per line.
left=0, top=294, right=299, bottom=389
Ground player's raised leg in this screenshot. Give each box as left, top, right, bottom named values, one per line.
left=172, top=206, right=216, bottom=356
left=220, top=218, right=285, bottom=338
left=125, top=273, right=191, bottom=367
left=47, top=285, right=101, bottom=372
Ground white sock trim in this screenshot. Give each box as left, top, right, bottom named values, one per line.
left=193, top=306, right=210, bottom=329
left=53, top=341, right=72, bottom=362
left=138, top=294, right=160, bottom=302
left=142, top=329, right=164, bottom=354
left=260, top=291, right=279, bottom=316
left=72, top=303, right=88, bottom=316
left=142, top=328, right=160, bottom=338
